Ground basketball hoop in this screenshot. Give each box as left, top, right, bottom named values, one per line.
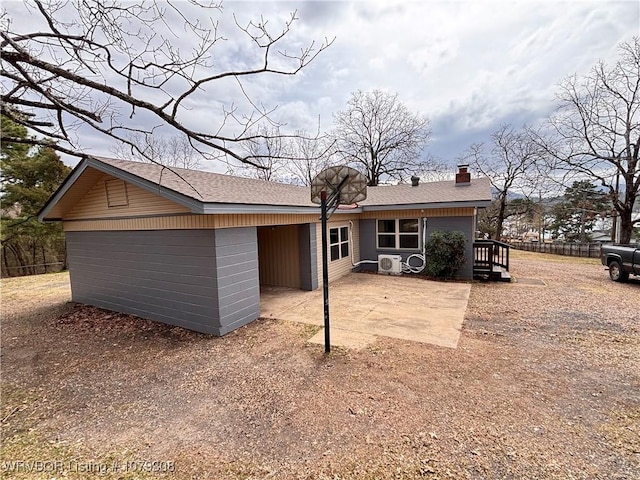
left=310, top=166, right=368, bottom=353
left=311, top=165, right=367, bottom=206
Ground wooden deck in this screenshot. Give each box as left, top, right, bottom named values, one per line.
left=473, top=240, right=511, bottom=282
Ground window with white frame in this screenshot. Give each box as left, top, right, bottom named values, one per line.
left=330, top=226, right=349, bottom=261
left=377, top=219, right=420, bottom=250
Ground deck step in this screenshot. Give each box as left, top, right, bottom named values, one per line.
left=492, top=266, right=512, bottom=282
left=473, top=264, right=511, bottom=282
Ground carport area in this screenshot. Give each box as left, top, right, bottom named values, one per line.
left=260, top=273, right=471, bottom=349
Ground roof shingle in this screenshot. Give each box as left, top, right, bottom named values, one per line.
left=92, top=156, right=492, bottom=208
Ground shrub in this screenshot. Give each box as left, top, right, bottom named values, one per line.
left=424, top=230, right=466, bottom=279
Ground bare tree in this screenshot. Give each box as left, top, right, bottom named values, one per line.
left=412, top=156, right=455, bottom=182
left=476, top=197, right=535, bottom=240
left=282, top=130, right=333, bottom=185
left=0, top=0, right=333, bottom=167
left=229, top=125, right=287, bottom=181
left=227, top=127, right=335, bottom=185
left=534, top=38, right=640, bottom=244
left=463, top=124, right=543, bottom=240
left=111, top=133, right=200, bottom=169
left=331, top=89, right=430, bottom=186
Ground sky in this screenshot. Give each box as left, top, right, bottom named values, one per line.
left=3, top=0, right=639, bottom=173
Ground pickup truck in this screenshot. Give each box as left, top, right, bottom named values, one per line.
left=600, top=244, right=640, bottom=282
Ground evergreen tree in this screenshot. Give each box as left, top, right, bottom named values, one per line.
left=549, top=181, right=610, bottom=242
left=1, top=115, right=71, bottom=276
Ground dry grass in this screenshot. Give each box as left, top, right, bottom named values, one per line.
left=1, top=256, right=639, bottom=479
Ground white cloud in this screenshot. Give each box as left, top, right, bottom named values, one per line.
left=4, top=0, right=638, bottom=166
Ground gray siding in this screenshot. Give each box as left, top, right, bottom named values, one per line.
left=299, top=223, right=318, bottom=291
left=358, top=218, right=426, bottom=272
left=425, top=216, right=474, bottom=279
left=213, top=227, right=260, bottom=335
left=66, top=228, right=261, bottom=336
left=359, top=219, right=377, bottom=271
left=358, top=216, right=474, bottom=278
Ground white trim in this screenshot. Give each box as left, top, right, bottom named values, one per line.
left=329, top=225, right=349, bottom=261
left=376, top=218, right=421, bottom=251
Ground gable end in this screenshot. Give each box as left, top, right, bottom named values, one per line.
left=64, top=174, right=191, bottom=220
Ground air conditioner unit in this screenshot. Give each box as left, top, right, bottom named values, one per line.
left=378, top=254, right=402, bottom=275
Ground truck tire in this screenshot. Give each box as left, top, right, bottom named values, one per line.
left=609, top=260, right=629, bottom=282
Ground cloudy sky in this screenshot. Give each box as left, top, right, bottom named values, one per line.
left=4, top=0, right=639, bottom=172
left=257, top=0, right=638, bottom=161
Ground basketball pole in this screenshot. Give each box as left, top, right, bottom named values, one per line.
left=320, top=190, right=331, bottom=353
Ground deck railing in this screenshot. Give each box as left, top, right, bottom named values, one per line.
left=473, top=240, right=510, bottom=277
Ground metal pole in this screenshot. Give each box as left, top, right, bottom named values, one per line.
left=320, top=190, right=330, bottom=353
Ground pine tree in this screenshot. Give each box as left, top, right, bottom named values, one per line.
left=550, top=181, right=610, bottom=242
left=1, top=115, right=71, bottom=276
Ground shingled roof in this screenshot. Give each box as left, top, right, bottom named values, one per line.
left=39, top=155, right=492, bottom=220
left=93, top=156, right=314, bottom=207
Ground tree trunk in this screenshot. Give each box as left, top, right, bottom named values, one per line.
left=618, top=212, right=634, bottom=244
left=2, top=247, right=11, bottom=277
left=41, top=244, right=47, bottom=273
left=32, top=238, right=37, bottom=274
left=496, top=195, right=507, bottom=241
left=618, top=186, right=637, bottom=244
left=8, top=243, right=28, bottom=276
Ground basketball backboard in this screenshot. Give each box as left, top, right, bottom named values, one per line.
left=310, top=165, right=367, bottom=205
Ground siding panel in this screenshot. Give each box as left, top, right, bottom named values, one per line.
left=65, top=174, right=190, bottom=219
left=425, top=216, right=474, bottom=279
left=299, top=223, right=318, bottom=291
left=360, top=207, right=475, bottom=219
left=63, top=213, right=324, bottom=231
left=359, top=219, right=377, bottom=268
left=359, top=216, right=475, bottom=277
left=257, top=225, right=301, bottom=288
left=66, top=230, right=220, bottom=333
left=316, top=219, right=360, bottom=286
left=213, top=227, right=260, bottom=335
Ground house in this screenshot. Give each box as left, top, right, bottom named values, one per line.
left=39, top=156, right=492, bottom=335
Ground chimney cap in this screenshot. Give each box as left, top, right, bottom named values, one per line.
left=410, top=175, right=420, bottom=186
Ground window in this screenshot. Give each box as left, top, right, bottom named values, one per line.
left=377, top=219, right=420, bottom=250
left=330, top=226, right=349, bottom=261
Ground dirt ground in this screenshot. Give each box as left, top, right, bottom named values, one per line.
left=1, top=250, right=639, bottom=479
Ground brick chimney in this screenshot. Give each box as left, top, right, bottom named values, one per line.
left=455, top=164, right=471, bottom=186
left=411, top=175, right=420, bottom=187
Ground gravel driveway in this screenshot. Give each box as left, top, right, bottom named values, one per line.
left=1, top=250, right=638, bottom=479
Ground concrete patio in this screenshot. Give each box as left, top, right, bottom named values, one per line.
left=260, top=272, right=471, bottom=349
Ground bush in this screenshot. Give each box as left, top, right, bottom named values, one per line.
left=424, top=230, right=466, bottom=279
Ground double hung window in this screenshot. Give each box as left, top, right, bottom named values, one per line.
left=377, top=219, right=420, bottom=249
left=330, top=226, right=349, bottom=261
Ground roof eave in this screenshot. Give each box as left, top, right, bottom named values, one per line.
left=360, top=200, right=492, bottom=212
left=38, top=157, right=91, bottom=222
left=39, top=154, right=492, bottom=221
left=38, top=155, right=203, bottom=221
left=201, top=203, right=364, bottom=215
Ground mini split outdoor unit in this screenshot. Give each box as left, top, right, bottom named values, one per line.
left=378, top=254, right=402, bottom=275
